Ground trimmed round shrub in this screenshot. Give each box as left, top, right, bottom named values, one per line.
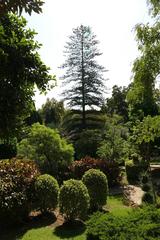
left=35, top=174, right=59, bottom=213
left=0, top=158, right=40, bottom=226
left=59, top=179, right=90, bottom=221
left=82, top=169, right=108, bottom=211
left=69, top=156, right=121, bottom=187
left=142, top=192, right=154, bottom=204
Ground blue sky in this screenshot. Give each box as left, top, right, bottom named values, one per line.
left=24, top=0, right=151, bottom=109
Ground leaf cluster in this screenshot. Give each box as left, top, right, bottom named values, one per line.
left=0, top=158, right=40, bottom=225
left=0, top=0, right=44, bottom=16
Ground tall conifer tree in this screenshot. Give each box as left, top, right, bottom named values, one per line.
left=61, top=25, right=106, bottom=129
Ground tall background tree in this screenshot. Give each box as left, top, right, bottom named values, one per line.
left=39, top=98, right=65, bottom=129
left=61, top=25, right=106, bottom=130
left=102, top=85, right=129, bottom=122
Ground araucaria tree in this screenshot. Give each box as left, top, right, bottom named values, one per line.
left=61, top=25, right=106, bottom=129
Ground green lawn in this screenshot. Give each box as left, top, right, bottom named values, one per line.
left=107, top=194, right=132, bottom=216
left=0, top=195, right=131, bottom=240
left=21, top=225, right=86, bottom=240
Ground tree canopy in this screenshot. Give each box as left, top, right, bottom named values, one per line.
left=127, top=11, right=160, bottom=120
left=0, top=0, right=44, bottom=16
left=17, top=123, right=74, bottom=176
left=0, top=14, right=55, bottom=141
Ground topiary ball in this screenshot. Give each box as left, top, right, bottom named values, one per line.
left=35, top=174, right=59, bottom=213
left=82, top=168, right=108, bottom=211
left=59, top=179, right=90, bottom=221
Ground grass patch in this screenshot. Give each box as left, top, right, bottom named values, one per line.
left=0, top=217, right=86, bottom=240
left=21, top=226, right=86, bottom=240
left=107, top=194, right=132, bottom=216
left=0, top=195, right=131, bottom=240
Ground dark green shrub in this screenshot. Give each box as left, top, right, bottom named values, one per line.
left=69, top=156, right=120, bottom=187
left=82, top=169, right=108, bottom=211
left=87, top=207, right=160, bottom=240
left=0, top=143, right=16, bottom=159
left=0, top=158, right=40, bottom=226
left=35, top=174, right=59, bottom=213
left=141, top=175, right=149, bottom=184
left=142, top=183, right=151, bottom=192
left=142, top=192, right=154, bottom=204
left=151, top=168, right=160, bottom=178
left=59, top=179, right=90, bottom=221
left=125, top=160, right=148, bottom=184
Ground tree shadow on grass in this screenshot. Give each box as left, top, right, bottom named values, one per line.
left=54, top=220, right=86, bottom=239
left=0, top=211, right=57, bottom=240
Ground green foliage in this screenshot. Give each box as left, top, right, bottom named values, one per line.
left=62, top=110, right=106, bottom=158
left=74, top=129, right=103, bottom=159
left=142, top=183, right=151, bottom=192
left=59, top=179, right=90, bottom=221
left=0, top=14, right=55, bottom=141
left=127, top=16, right=160, bottom=120
left=0, top=137, right=17, bottom=159
left=25, top=110, right=43, bottom=126
left=39, top=98, right=65, bottom=129
left=61, top=25, right=106, bottom=129
left=142, top=192, right=154, bottom=204
left=147, top=0, right=160, bottom=16
left=0, top=0, right=44, bottom=15
left=69, top=156, right=121, bottom=187
left=17, top=123, right=74, bottom=177
left=35, top=174, right=59, bottom=213
left=0, top=158, right=40, bottom=226
left=125, top=160, right=148, bottom=184
left=87, top=207, right=160, bottom=240
left=97, top=115, right=128, bottom=164
left=130, top=115, right=160, bottom=163
left=102, top=85, right=128, bottom=122
left=82, top=169, right=108, bottom=211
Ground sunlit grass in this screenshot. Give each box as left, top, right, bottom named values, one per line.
left=21, top=227, right=86, bottom=240
left=107, top=194, right=132, bottom=216
left=1, top=195, right=132, bottom=240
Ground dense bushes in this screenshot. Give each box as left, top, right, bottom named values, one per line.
left=125, top=160, right=148, bottom=184
left=82, top=169, right=108, bottom=211
left=0, top=143, right=16, bottom=159
left=17, top=123, right=74, bottom=177
left=69, top=156, right=121, bottom=187
left=35, top=174, right=59, bottom=213
left=87, top=207, right=160, bottom=240
left=59, top=179, right=90, bottom=221
left=0, top=158, right=40, bottom=226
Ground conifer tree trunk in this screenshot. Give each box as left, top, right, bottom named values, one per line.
left=81, top=28, right=86, bottom=129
